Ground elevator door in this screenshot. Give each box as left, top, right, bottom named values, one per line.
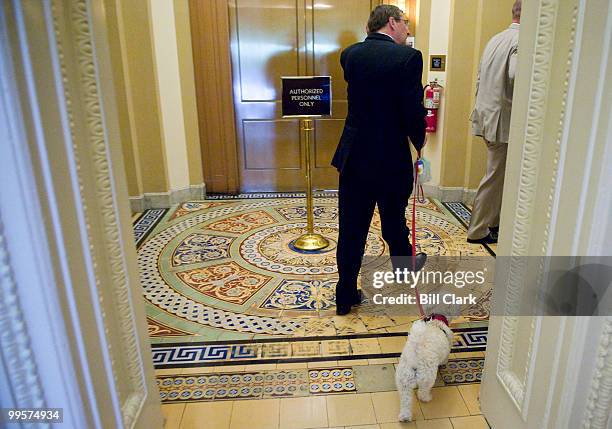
left=229, top=0, right=380, bottom=192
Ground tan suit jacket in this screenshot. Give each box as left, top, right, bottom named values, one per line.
left=470, top=23, right=519, bottom=143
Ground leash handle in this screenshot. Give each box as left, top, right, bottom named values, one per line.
left=412, top=149, right=426, bottom=318
left=414, top=146, right=427, bottom=203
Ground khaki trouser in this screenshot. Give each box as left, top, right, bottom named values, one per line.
left=467, top=140, right=508, bottom=240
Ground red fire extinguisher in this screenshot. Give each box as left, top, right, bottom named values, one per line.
left=424, top=80, right=442, bottom=132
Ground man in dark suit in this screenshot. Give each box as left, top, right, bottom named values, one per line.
left=332, top=5, right=427, bottom=315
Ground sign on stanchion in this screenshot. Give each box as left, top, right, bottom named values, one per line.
left=281, top=76, right=331, bottom=251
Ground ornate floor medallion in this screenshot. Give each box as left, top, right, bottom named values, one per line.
left=172, top=233, right=233, bottom=266
left=259, top=279, right=337, bottom=311
left=207, top=210, right=276, bottom=233
left=176, top=261, right=272, bottom=305
left=137, top=196, right=492, bottom=343
left=170, top=202, right=227, bottom=220
left=241, top=223, right=384, bottom=275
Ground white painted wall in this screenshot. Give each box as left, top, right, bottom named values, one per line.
left=426, top=0, right=450, bottom=86
left=149, top=0, right=190, bottom=192
left=422, top=0, right=450, bottom=187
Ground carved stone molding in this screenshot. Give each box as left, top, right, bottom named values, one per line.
left=497, top=0, right=580, bottom=414
left=539, top=2, right=579, bottom=256
left=0, top=217, right=46, bottom=412
left=50, top=0, right=146, bottom=426
left=582, top=318, right=612, bottom=429
left=498, top=0, right=559, bottom=409
left=0, top=4, right=47, bottom=414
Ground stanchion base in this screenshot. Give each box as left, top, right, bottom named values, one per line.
left=293, top=233, right=329, bottom=251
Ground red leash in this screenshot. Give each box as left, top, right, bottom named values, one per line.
left=412, top=150, right=426, bottom=318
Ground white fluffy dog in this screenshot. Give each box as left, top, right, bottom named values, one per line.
left=395, top=314, right=455, bottom=422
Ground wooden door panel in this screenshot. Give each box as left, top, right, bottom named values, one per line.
left=229, top=0, right=378, bottom=191
left=313, top=118, right=343, bottom=189
left=309, top=0, right=379, bottom=190
left=235, top=0, right=300, bottom=101
left=241, top=120, right=303, bottom=191
left=314, top=119, right=344, bottom=168
left=230, top=0, right=307, bottom=191
left=190, top=0, right=240, bottom=193
left=243, top=120, right=301, bottom=170
left=312, top=0, right=375, bottom=98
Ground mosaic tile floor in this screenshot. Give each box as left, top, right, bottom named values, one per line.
left=145, top=196, right=493, bottom=428
left=157, top=356, right=483, bottom=404
left=442, top=202, right=497, bottom=256
left=151, top=327, right=487, bottom=369
left=134, top=195, right=493, bottom=348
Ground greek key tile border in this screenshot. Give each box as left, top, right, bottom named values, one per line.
left=151, top=327, right=487, bottom=369
left=133, top=208, right=168, bottom=248
left=441, top=202, right=496, bottom=256
left=441, top=202, right=472, bottom=229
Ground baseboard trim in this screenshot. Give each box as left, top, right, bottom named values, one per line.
left=129, top=183, right=474, bottom=211
left=129, top=183, right=206, bottom=212
left=461, top=188, right=477, bottom=205
left=422, top=184, right=477, bottom=204
left=129, top=196, right=145, bottom=213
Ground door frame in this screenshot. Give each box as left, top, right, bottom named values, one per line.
left=481, top=0, right=612, bottom=427
left=0, top=1, right=162, bottom=427
left=189, top=0, right=240, bottom=194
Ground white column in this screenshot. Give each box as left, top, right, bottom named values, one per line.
left=149, top=0, right=191, bottom=195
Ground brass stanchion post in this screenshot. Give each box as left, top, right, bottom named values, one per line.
left=293, top=119, right=329, bottom=251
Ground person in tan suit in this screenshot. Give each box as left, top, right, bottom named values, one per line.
left=467, top=0, right=521, bottom=244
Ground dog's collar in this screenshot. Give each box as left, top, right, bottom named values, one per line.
left=423, top=314, right=449, bottom=326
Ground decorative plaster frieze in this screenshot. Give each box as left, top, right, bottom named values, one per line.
left=539, top=3, right=579, bottom=256
left=51, top=0, right=146, bottom=426
left=0, top=218, right=47, bottom=416
left=582, top=318, right=612, bottom=429
left=497, top=0, right=577, bottom=414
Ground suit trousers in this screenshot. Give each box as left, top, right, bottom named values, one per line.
left=335, top=167, right=413, bottom=306
left=467, top=140, right=508, bottom=240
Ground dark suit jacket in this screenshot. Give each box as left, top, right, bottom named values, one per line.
left=332, top=33, right=426, bottom=185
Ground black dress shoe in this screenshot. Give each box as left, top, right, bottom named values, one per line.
left=352, top=290, right=364, bottom=306
left=336, top=303, right=352, bottom=316
left=412, top=252, right=427, bottom=272
left=467, top=232, right=497, bottom=244
left=336, top=290, right=364, bottom=315
left=392, top=253, right=427, bottom=273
